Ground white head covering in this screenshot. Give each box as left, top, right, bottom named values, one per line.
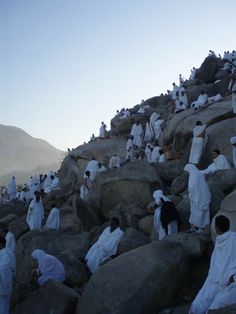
left=153, top=189, right=170, bottom=206
left=230, top=136, right=236, bottom=145
left=184, top=164, right=211, bottom=209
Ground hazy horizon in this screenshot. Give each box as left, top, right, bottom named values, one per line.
left=1, top=0, right=235, bottom=150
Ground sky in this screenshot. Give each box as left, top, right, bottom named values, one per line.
left=1, top=0, right=235, bottom=151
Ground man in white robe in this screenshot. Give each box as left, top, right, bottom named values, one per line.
left=109, top=154, right=121, bottom=169
left=26, top=192, right=44, bottom=230
left=80, top=171, right=93, bottom=199
left=145, top=144, right=153, bottom=163
left=151, top=142, right=161, bottom=163
left=3, top=226, right=16, bottom=254
left=149, top=112, right=160, bottom=130
left=230, top=136, right=236, bottom=167
left=85, top=218, right=124, bottom=273
left=31, top=249, right=65, bottom=286
left=189, top=216, right=236, bottom=313
left=228, top=70, right=236, bottom=114
left=99, top=122, right=107, bottom=138
left=153, top=119, right=164, bottom=143
left=184, top=164, right=211, bottom=233
left=190, top=67, right=196, bottom=80
left=208, top=93, right=223, bottom=104
left=125, top=136, right=134, bottom=162
left=172, top=83, right=179, bottom=101
left=90, top=134, right=96, bottom=142
left=0, top=235, right=15, bottom=314
left=130, top=122, right=143, bottom=148
left=159, top=149, right=166, bottom=163
left=85, top=158, right=98, bottom=181
left=179, top=90, right=189, bottom=108
left=6, top=176, right=16, bottom=201
left=144, top=122, right=154, bottom=143
left=44, top=175, right=60, bottom=194
left=201, top=149, right=231, bottom=175
left=45, top=207, right=60, bottom=230
left=137, top=106, right=145, bottom=114
left=191, top=90, right=208, bottom=109
left=189, top=121, right=206, bottom=165
left=43, top=170, right=54, bottom=191
left=153, top=190, right=178, bottom=240
left=119, top=109, right=130, bottom=120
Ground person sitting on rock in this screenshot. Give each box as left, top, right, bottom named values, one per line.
left=85, top=218, right=124, bottom=273
left=90, top=134, right=96, bottom=142
left=130, top=121, right=143, bottom=148
left=0, top=235, right=15, bottom=314
left=150, top=141, right=161, bottom=163
left=184, top=164, right=211, bottom=234
left=153, top=190, right=179, bottom=240
left=44, top=206, right=60, bottom=230
left=159, top=149, right=166, bottom=163
left=208, top=93, right=223, bottom=104
left=119, top=108, right=130, bottom=120
left=26, top=191, right=44, bottom=230
left=44, top=174, right=60, bottom=194
left=191, top=90, right=208, bottom=110
left=230, top=136, right=236, bottom=167
left=109, top=154, right=121, bottom=169
left=80, top=170, right=93, bottom=200
left=200, top=149, right=231, bottom=175
left=31, top=249, right=65, bottom=286
left=97, top=162, right=106, bottom=172
left=189, top=121, right=206, bottom=165
left=189, top=215, right=236, bottom=313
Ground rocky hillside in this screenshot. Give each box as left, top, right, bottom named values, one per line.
left=0, top=125, right=63, bottom=183
left=3, top=55, right=236, bottom=313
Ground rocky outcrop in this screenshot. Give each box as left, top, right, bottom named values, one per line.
left=76, top=241, right=188, bottom=314
left=11, top=281, right=79, bottom=314
left=117, top=227, right=150, bottom=254
left=209, top=304, right=236, bottom=313
left=195, top=56, right=219, bottom=83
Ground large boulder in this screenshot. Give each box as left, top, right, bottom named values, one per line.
left=164, top=232, right=211, bottom=259
left=76, top=241, right=188, bottom=314
left=0, top=200, right=27, bottom=220
left=138, top=215, right=154, bottom=236
left=9, top=217, right=29, bottom=239
left=117, top=227, right=150, bottom=254
left=16, top=230, right=90, bottom=287
left=171, top=172, right=188, bottom=196
left=86, top=160, right=163, bottom=224
left=195, top=56, right=219, bottom=83
left=11, top=280, right=79, bottom=314
left=110, top=113, right=149, bottom=136
left=185, top=82, right=215, bottom=104
left=214, top=76, right=231, bottom=96
left=153, top=160, right=185, bottom=182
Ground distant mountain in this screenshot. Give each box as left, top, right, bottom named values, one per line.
left=0, top=124, right=64, bottom=184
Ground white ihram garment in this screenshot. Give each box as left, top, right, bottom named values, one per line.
left=7, top=177, right=16, bottom=200
left=130, top=124, right=143, bottom=148
left=85, top=226, right=124, bottom=273
left=184, top=164, right=211, bottom=228
left=26, top=199, right=44, bottom=230
left=44, top=177, right=60, bottom=194
left=151, top=146, right=161, bottom=163
left=45, top=207, right=60, bottom=230
left=6, top=231, right=16, bottom=254
left=230, top=136, right=236, bottom=167
left=228, top=80, right=236, bottom=113
left=189, top=125, right=206, bottom=164
left=85, top=160, right=98, bottom=181
left=201, top=155, right=231, bottom=174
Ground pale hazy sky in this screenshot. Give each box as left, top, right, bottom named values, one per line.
left=1, top=0, right=235, bottom=150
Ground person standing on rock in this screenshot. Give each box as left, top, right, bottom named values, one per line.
left=6, top=176, right=17, bottom=201
left=189, top=216, right=236, bottom=313
left=109, top=154, right=121, bottom=169
left=80, top=170, right=93, bottom=200
left=184, top=164, right=211, bottom=233
left=85, top=218, right=124, bottom=273
left=26, top=191, right=44, bottom=230
left=31, top=249, right=65, bottom=286
left=230, top=136, right=236, bottom=167
left=44, top=174, right=60, bottom=194
left=189, top=121, right=206, bottom=165
left=125, top=135, right=134, bottom=162
left=130, top=121, right=143, bottom=148
left=228, top=70, right=236, bottom=114
left=99, top=122, right=107, bottom=138
left=85, top=157, right=98, bottom=181
left=145, top=143, right=153, bottom=163
left=153, top=190, right=179, bottom=240
left=150, top=141, right=161, bottom=163
left=0, top=235, right=15, bottom=314
left=3, top=225, right=16, bottom=254
left=200, top=149, right=231, bottom=175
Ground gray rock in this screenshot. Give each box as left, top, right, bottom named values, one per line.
left=214, top=76, right=231, bottom=96
left=16, top=230, right=90, bottom=286
left=9, top=217, right=29, bottom=239
left=171, top=172, right=188, bottom=196
left=11, top=280, right=79, bottom=314
left=195, top=56, right=218, bottom=83
left=214, top=70, right=230, bottom=80
left=0, top=213, right=18, bottom=225
left=117, top=227, right=150, bottom=254
left=0, top=200, right=27, bottom=220
left=138, top=215, right=154, bottom=236
left=160, top=304, right=191, bottom=314
left=76, top=241, right=188, bottom=314
left=176, top=197, right=190, bottom=230
left=185, top=82, right=215, bottom=104
left=153, top=160, right=185, bottom=181
left=164, top=232, right=211, bottom=259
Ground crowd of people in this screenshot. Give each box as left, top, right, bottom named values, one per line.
left=1, top=49, right=236, bottom=314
